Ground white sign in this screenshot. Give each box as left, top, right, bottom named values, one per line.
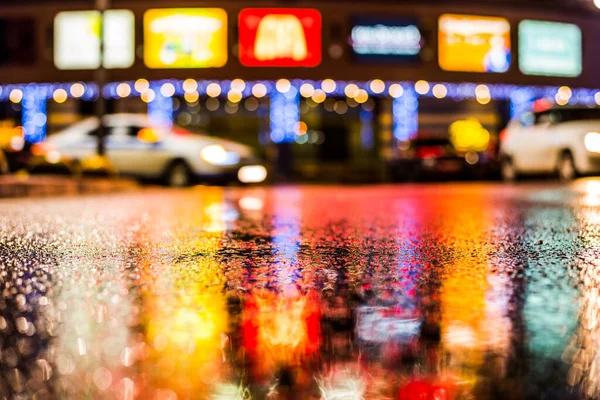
left=103, top=10, right=135, bottom=69
left=54, top=10, right=134, bottom=70
left=351, top=24, right=422, bottom=56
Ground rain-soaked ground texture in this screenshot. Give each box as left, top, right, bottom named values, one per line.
left=3, top=182, right=600, bottom=400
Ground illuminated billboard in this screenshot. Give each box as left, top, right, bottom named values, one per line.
left=144, top=8, right=227, bottom=69
left=438, top=14, right=511, bottom=73
left=54, top=10, right=134, bottom=70
left=519, top=20, right=582, bottom=77
left=238, top=8, right=321, bottom=67
left=350, top=18, right=422, bottom=62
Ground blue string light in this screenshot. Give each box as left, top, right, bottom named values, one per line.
left=270, top=87, right=299, bottom=143
left=22, top=86, right=48, bottom=143
left=360, top=106, right=374, bottom=150
left=393, top=86, right=418, bottom=141
left=4, top=79, right=600, bottom=146
left=148, top=82, right=173, bottom=128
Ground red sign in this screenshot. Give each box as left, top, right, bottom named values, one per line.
left=239, top=8, right=322, bottom=67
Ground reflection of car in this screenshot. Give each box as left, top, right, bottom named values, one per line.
left=389, top=136, right=495, bottom=181
left=30, top=114, right=267, bottom=186
left=501, top=107, right=600, bottom=181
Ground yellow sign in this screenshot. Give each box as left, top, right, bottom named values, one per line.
left=449, top=118, right=490, bottom=152
left=439, top=14, right=511, bottom=73
left=144, top=8, right=228, bottom=69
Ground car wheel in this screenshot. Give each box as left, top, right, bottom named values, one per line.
left=557, top=151, right=576, bottom=182
left=164, top=161, right=192, bottom=187
left=501, top=157, right=517, bottom=182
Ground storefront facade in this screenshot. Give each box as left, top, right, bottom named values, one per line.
left=1, top=0, right=599, bottom=179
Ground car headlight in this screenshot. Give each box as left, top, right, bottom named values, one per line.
left=200, top=144, right=240, bottom=166
left=585, top=132, right=600, bottom=153
left=45, top=150, right=62, bottom=164
left=238, top=165, right=267, bottom=183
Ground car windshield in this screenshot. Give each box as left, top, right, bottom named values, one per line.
left=556, top=108, right=600, bottom=123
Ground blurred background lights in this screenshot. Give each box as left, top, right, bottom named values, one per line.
left=276, top=79, right=291, bottom=93
left=369, top=79, right=385, bottom=94
left=239, top=197, right=264, bottom=211
left=475, top=84, right=491, bottom=105
left=251, top=83, right=267, bottom=98
left=116, top=83, right=131, bottom=98
left=10, top=134, right=24, bottom=152
left=344, top=83, right=359, bottom=98
left=433, top=84, right=448, bottom=99
left=555, top=86, right=572, bottom=106
left=53, top=88, right=68, bottom=103
left=354, top=89, right=369, bottom=104
left=160, top=83, right=175, bottom=98
left=311, top=89, right=326, bottom=103
left=227, top=90, right=243, bottom=103
left=244, top=97, right=259, bottom=111
left=182, top=79, right=198, bottom=93
left=231, top=79, right=246, bottom=92
left=134, top=79, right=149, bottom=93
left=321, top=79, right=336, bottom=93
left=595, top=92, right=600, bottom=106
left=184, top=91, right=199, bottom=103
left=299, top=83, right=315, bottom=98
left=334, top=101, right=349, bottom=114
left=9, top=89, right=23, bottom=103
left=415, top=80, right=430, bottom=95
left=69, top=83, right=85, bottom=98
left=140, top=89, right=155, bottom=103
left=296, top=121, right=308, bottom=135
left=389, top=84, right=404, bottom=98
left=477, top=96, right=491, bottom=105
left=206, top=83, right=222, bottom=98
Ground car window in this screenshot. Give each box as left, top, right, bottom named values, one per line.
left=520, top=112, right=535, bottom=127
left=536, top=111, right=551, bottom=125
left=125, top=126, right=146, bottom=137
left=560, top=109, right=600, bottom=122
left=87, top=126, right=117, bottom=137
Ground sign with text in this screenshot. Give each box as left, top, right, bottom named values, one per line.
left=239, top=8, right=321, bottom=67
left=350, top=18, right=422, bottom=61
left=438, top=14, right=511, bottom=73
left=519, top=20, right=582, bottom=77
left=54, top=10, right=135, bottom=70
left=144, top=8, right=228, bottom=69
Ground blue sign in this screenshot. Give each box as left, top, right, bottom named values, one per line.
left=350, top=18, right=423, bottom=62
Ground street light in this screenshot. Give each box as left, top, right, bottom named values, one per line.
left=595, top=0, right=600, bottom=9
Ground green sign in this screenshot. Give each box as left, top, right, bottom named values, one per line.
left=519, top=20, right=582, bottom=77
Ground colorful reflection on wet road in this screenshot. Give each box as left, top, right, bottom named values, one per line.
left=0, top=183, right=599, bottom=399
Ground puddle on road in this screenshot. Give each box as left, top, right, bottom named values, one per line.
left=0, top=185, right=597, bottom=399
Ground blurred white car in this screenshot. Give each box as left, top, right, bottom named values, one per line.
left=33, top=114, right=267, bottom=186
left=500, top=107, right=600, bottom=181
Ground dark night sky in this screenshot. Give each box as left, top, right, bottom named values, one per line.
left=1, top=0, right=598, bottom=18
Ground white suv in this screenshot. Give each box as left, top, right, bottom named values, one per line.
left=500, top=107, right=600, bottom=181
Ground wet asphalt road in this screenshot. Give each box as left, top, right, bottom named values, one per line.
left=1, top=181, right=600, bottom=399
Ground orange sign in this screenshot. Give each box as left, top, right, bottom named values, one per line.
left=439, top=14, right=511, bottom=73
left=239, top=8, right=321, bottom=67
